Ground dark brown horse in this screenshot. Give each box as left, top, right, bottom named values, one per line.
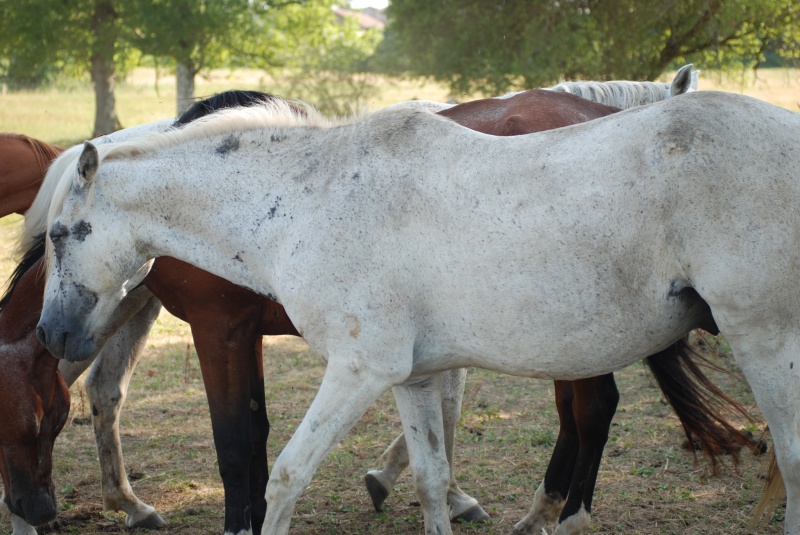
left=6, top=88, right=753, bottom=534
left=0, top=240, right=70, bottom=528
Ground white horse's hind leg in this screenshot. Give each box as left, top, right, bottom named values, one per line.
left=262, top=341, right=412, bottom=535
left=392, top=375, right=453, bottom=535
left=365, top=368, right=489, bottom=522
left=364, top=432, right=408, bottom=511
left=726, top=330, right=800, bottom=534
left=440, top=368, right=489, bottom=522
left=83, top=296, right=165, bottom=529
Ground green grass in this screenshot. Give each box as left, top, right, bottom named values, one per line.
left=2, top=66, right=798, bottom=146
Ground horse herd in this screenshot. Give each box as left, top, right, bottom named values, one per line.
left=1, top=64, right=798, bottom=535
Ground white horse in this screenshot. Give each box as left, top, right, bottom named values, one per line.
left=12, top=76, right=700, bottom=535
left=34, top=91, right=800, bottom=535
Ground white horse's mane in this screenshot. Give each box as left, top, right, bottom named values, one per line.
left=498, top=80, right=675, bottom=108
left=99, top=99, right=337, bottom=164
left=23, top=98, right=393, bottom=269
left=546, top=80, right=674, bottom=108
left=497, top=66, right=700, bottom=109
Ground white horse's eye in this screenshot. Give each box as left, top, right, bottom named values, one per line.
left=49, top=222, right=68, bottom=240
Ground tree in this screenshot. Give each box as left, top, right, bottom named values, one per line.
left=263, top=2, right=383, bottom=115
left=126, top=0, right=268, bottom=114
left=384, top=0, right=800, bottom=95
left=0, top=0, right=128, bottom=135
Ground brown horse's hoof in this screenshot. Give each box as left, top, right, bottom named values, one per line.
left=453, top=503, right=491, bottom=523
left=364, top=473, right=389, bottom=512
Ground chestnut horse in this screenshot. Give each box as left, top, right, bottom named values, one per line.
left=0, top=239, right=70, bottom=530
left=7, top=86, right=748, bottom=534
left=0, top=134, right=63, bottom=216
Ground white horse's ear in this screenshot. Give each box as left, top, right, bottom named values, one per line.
left=670, top=64, right=694, bottom=97
left=76, top=141, right=99, bottom=189
left=690, top=70, right=700, bottom=91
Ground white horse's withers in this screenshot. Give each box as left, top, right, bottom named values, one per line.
left=37, top=91, right=800, bottom=535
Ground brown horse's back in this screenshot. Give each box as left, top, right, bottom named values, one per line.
left=438, top=89, right=621, bottom=136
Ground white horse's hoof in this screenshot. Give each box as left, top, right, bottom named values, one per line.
left=452, top=503, right=490, bottom=523
left=364, top=472, right=390, bottom=512
left=125, top=510, right=167, bottom=529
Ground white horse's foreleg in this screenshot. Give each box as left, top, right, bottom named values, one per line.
left=10, top=514, right=38, bottom=535
left=392, top=375, right=453, bottom=535
left=83, top=296, right=165, bottom=530
left=261, top=346, right=409, bottom=535
left=0, top=496, right=38, bottom=535
left=727, top=331, right=800, bottom=535
left=365, top=367, right=487, bottom=521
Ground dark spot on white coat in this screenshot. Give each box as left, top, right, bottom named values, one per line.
left=71, top=220, right=92, bottom=242
left=216, top=135, right=240, bottom=156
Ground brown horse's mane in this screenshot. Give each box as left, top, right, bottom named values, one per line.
left=0, top=133, right=64, bottom=187
left=22, top=135, right=64, bottom=183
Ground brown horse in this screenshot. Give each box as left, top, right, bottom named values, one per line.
left=7, top=88, right=752, bottom=534
left=0, top=134, right=62, bottom=217
left=0, top=240, right=70, bottom=528
left=0, top=133, right=67, bottom=530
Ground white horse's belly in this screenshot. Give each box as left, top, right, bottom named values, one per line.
left=403, top=276, right=706, bottom=381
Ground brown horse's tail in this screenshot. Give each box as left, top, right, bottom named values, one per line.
left=645, top=336, right=760, bottom=469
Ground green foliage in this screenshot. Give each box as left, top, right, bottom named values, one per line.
left=385, top=0, right=800, bottom=94
left=0, top=0, right=147, bottom=86
left=0, top=0, right=384, bottom=103
left=0, top=0, right=90, bottom=87
left=276, top=7, right=383, bottom=115
left=125, top=0, right=259, bottom=71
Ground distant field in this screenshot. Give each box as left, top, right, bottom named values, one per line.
left=0, top=67, right=797, bottom=145
left=0, top=67, right=795, bottom=534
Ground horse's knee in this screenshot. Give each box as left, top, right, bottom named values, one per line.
left=408, top=450, right=450, bottom=507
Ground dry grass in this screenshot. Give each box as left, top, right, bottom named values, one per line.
left=1, top=67, right=798, bottom=534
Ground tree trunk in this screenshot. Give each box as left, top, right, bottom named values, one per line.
left=176, top=59, right=196, bottom=115
left=91, top=0, right=122, bottom=136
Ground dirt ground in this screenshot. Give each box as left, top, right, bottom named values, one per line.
left=0, top=319, right=783, bottom=534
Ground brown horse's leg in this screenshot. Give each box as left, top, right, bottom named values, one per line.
left=553, top=374, right=619, bottom=534
left=511, top=380, right=577, bottom=534
left=248, top=336, right=270, bottom=533
left=190, top=312, right=265, bottom=535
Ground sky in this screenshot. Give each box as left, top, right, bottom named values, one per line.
left=349, top=0, right=389, bottom=9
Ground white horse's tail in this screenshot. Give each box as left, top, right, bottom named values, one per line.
left=748, top=442, right=785, bottom=529
left=545, top=64, right=699, bottom=109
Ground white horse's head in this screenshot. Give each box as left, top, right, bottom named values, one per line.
left=36, top=141, right=153, bottom=362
